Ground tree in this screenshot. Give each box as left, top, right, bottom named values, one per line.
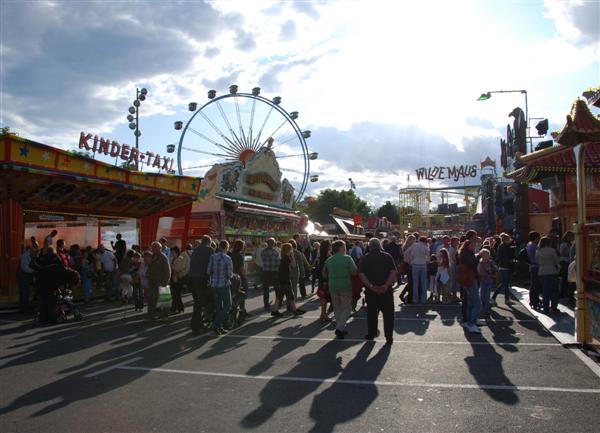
left=376, top=201, right=399, bottom=225
left=306, top=189, right=371, bottom=224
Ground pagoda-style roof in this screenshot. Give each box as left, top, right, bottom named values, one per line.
left=552, top=99, right=600, bottom=146
left=505, top=141, right=600, bottom=183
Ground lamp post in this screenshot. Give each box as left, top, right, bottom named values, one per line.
left=126, top=87, right=148, bottom=170
left=478, top=89, right=530, bottom=241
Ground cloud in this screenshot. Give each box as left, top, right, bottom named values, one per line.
left=234, top=30, right=258, bottom=51
left=280, top=20, right=298, bottom=41
left=292, top=1, right=321, bottom=19
left=204, top=46, right=221, bottom=59
left=545, top=0, right=600, bottom=47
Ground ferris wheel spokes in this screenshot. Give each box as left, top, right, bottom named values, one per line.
left=248, top=97, right=257, bottom=150
left=233, top=95, right=249, bottom=149
left=197, top=111, right=245, bottom=157
left=180, top=145, right=231, bottom=159
left=252, top=104, right=276, bottom=151
left=187, top=127, right=237, bottom=158
left=215, top=100, right=246, bottom=155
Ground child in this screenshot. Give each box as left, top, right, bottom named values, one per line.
left=436, top=248, right=452, bottom=304
left=427, top=254, right=438, bottom=302
left=81, top=250, right=93, bottom=303
left=137, top=251, right=151, bottom=312
left=478, top=248, right=498, bottom=317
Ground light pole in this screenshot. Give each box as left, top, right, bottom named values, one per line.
left=126, top=87, right=148, bottom=170
left=348, top=178, right=356, bottom=190
left=477, top=89, right=530, bottom=151
left=478, top=89, right=529, bottom=241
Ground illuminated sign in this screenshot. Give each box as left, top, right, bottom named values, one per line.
left=79, top=132, right=174, bottom=171
left=415, top=165, right=478, bottom=182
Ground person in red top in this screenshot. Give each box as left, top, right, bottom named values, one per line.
left=56, top=239, right=71, bottom=268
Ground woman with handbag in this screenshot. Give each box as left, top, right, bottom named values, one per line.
left=315, top=240, right=332, bottom=322
left=458, top=239, right=481, bottom=333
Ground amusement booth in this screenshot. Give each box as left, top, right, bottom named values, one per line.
left=0, top=133, right=201, bottom=302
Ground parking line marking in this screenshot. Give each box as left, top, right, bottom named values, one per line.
left=570, top=348, right=600, bottom=379
left=116, top=365, right=600, bottom=394
left=216, top=333, right=561, bottom=346
left=257, top=314, right=539, bottom=323
left=84, top=357, right=144, bottom=378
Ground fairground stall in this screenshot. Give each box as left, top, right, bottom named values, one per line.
left=505, top=90, right=600, bottom=347
left=0, top=133, right=201, bottom=303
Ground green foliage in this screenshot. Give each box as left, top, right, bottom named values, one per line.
left=376, top=201, right=399, bottom=224
left=306, top=189, right=371, bottom=224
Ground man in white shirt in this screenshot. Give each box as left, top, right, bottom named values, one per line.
left=97, top=244, right=118, bottom=300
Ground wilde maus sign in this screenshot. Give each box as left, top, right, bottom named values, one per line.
left=415, top=165, right=478, bottom=182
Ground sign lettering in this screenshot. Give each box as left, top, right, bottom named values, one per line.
left=415, top=164, right=478, bottom=182
left=79, top=132, right=174, bottom=171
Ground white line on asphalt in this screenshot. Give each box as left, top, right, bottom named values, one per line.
left=217, top=333, right=561, bottom=346
left=116, top=365, right=600, bottom=394
left=84, top=357, right=144, bottom=378
left=186, top=331, right=212, bottom=341
left=0, top=319, right=18, bottom=323
left=257, top=314, right=539, bottom=323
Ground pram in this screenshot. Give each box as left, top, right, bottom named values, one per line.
left=55, top=288, right=83, bottom=323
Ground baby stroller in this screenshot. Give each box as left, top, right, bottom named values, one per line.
left=223, top=274, right=247, bottom=330
left=55, top=288, right=83, bottom=323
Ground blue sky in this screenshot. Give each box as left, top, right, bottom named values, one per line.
left=1, top=0, right=598, bottom=207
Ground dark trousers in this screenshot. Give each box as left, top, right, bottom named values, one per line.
left=262, top=271, right=278, bottom=308
left=299, top=274, right=307, bottom=298
left=365, top=288, right=394, bottom=339
left=18, top=273, right=34, bottom=312
left=190, top=276, right=209, bottom=331
left=170, top=281, right=184, bottom=312
left=492, top=270, right=511, bottom=300
left=529, top=268, right=542, bottom=307
left=540, top=274, right=559, bottom=313
left=461, top=286, right=468, bottom=323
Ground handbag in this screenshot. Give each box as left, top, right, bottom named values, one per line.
left=316, top=280, right=329, bottom=299
left=156, top=285, right=172, bottom=308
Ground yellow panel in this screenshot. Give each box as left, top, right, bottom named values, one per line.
left=130, top=172, right=157, bottom=188
left=0, top=139, right=5, bottom=162
left=179, top=178, right=201, bottom=195
left=156, top=174, right=180, bottom=193
left=11, top=140, right=57, bottom=169
left=97, top=164, right=127, bottom=182
left=55, top=154, right=96, bottom=176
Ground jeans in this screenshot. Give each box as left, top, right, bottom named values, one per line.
left=451, top=264, right=459, bottom=294
left=213, top=285, right=232, bottom=329
left=411, top=264, right=427, bottom=303
left=529, top=267, right=541, bottom=307
left=105, top=271, right=116, bottom=299
left=291, top=272, right=300, bottom=300
left=331, top=291, right=352, bottom=331
left=480, top=280, right=492, bottom=315
left=540, top=274, right=559, bottom=313
left=18, top=273, right=33, bottom=312
left=493, top=269, right=511, bottom=300
left=465, top=283, right=481, bottom=326
left=170, top=281, right=184, bottom=312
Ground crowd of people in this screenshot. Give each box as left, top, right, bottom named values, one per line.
left=16, top=226, right=577, bottom=339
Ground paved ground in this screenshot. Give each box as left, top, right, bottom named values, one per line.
left=1, top=287, right=600, bottom=433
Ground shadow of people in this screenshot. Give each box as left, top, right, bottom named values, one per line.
left=463, top=333, right=519, bottom=405
left=308, top=342, right=391, bottom=433
left=240, top=339, right=362, bottom=429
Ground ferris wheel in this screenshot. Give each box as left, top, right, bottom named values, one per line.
left=172, top=85, right=318, bottom=203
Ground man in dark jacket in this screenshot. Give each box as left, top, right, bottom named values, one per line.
left=492, top=233, right=516, bottom=303
left=146, top=241, right=171, bottom=323
left=189, top=235, right=214, bottom=332
left=358, top=238, right=397, bottom=345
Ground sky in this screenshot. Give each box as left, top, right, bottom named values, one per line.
left=1, top=0, right=599, bottom=208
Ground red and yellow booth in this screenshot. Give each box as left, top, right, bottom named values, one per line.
left=0, top=133, right=201, bottom=302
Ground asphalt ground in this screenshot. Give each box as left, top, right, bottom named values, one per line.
left=1, top=287, right=600, bottom=433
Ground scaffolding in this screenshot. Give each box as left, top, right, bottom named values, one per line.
left=398, top=188, right=430, bottom=230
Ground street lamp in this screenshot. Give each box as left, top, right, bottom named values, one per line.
left=126, top=87, right=148, bottom=170
left=349, top=178, right=356, bottom=190
left=477, top=89, right=529, bottom=151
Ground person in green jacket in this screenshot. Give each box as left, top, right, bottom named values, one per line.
left=323, top=240, right=358, bottom=339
